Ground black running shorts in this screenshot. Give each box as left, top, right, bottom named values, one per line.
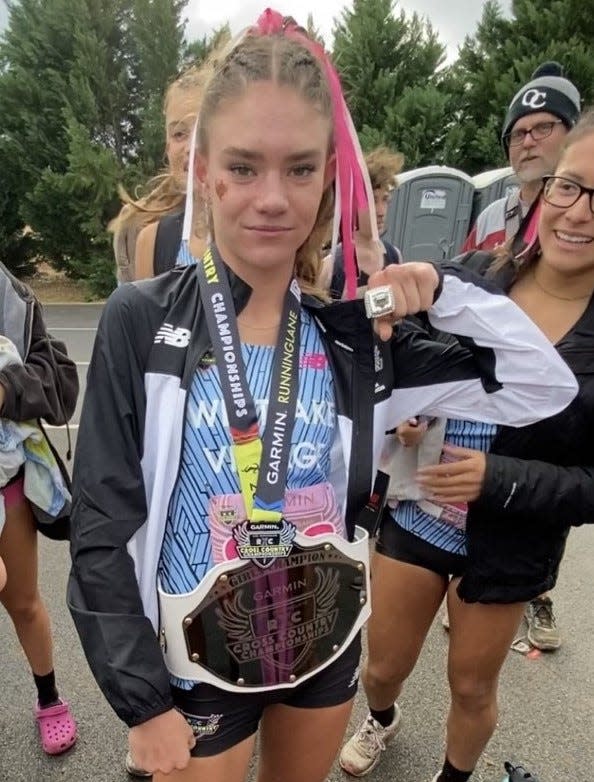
left=376, top=513, right=467, bottom=578
left=171, top=634, right=361, bottom=757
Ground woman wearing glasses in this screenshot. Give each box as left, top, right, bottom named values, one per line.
left=341, top=111, right=594, bottom=782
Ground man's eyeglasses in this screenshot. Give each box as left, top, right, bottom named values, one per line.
left=543, top=176, right=594, bottom=214
left=505, top=120, right=564, bottom=147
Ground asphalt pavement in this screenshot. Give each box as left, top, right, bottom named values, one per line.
left=0, top=303, right=592, bottom=782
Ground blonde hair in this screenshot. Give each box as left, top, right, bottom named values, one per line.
left=109, top=54, right=227, bottom=279
left=111, top=64, right=215, bottom=223
left=365, top=146, right=404, bottom=192
left=197, top=33, right=335, bottom=296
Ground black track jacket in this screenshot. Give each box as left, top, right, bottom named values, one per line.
left=68, top=260, right=577, bottom=727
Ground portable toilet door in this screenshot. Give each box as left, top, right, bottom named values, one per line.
left=471, top=166, right=519, bottom=225
left=384, top=166, right=475, bottom=262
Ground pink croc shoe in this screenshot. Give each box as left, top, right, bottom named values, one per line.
left=35, top=700, right=77, bottom=755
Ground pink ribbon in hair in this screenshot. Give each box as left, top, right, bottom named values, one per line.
left=253, top=8, right=370, bottom=299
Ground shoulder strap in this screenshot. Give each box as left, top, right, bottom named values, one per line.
left=455, top=250, right=494, bottom=277
left=153, top=212, right=184, bottom=276
left=329, top=240, right=401, bottom=299
left=329, top=247, right=346, bottom=300
left=504, top=189, right=522, bottom=241
left=382, top=239, right=401, bottom=265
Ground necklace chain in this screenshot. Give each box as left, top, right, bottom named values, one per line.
left=532, top=272, right=592, bottom=301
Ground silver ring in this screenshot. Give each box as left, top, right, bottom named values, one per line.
left=364, top=285, right=396, bottom=319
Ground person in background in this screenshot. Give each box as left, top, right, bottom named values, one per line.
left=340, top=110, right=594, bottom=782
left=320, top=145, right=404, bottom=299
left=0, top=262, right=79, bottom=756
left=464, top=62, right=580, bottom=254
left=110, top=59, right=219, bottom=283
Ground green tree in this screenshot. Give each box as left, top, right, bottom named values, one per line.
left=450, top=0, right=594, bottom=173
left=0, top=135, right=37, bottom=276
left=182, top=22, right=231, bottom=69
left=0, top=0, right=188, bottom=295
left=332, top=0, right=455, bottom=167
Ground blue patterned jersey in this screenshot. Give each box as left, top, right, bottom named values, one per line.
left=158, top=311, right=344, bottom=687
left=389, top=418, right=497, bottom=556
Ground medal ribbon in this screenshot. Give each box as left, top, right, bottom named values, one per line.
left=196, top=244, right=301, bottom=523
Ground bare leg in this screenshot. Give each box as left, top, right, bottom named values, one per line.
left=0, top=499, right=54, bottom=676
left=258, top=700, right=354, bottom=782
left=153, top=734, right=255, bottom=782
left=445, top=579, right=525, bottom=770
left=362, top=552, right=448, bottom=709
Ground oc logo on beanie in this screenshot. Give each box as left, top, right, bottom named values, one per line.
left=521, top=89, right=547, bottom=110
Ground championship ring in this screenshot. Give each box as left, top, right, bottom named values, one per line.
left=159, top=527, right=371, bottom=693
left=364, top=285, right=395, bottom=319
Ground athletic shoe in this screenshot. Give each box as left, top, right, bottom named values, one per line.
left=430, top=775, right=441, bottom=782
left=525, top=596, right=561, bottom=650
left=125, top=752, right=152, bottom=778
left=339, top=705, right=402, bottom=776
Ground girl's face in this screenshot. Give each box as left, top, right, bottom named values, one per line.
left=196, top=81, right=334, bottom=279
left=539, top=134, right=594, bottom=277
left=165, top=86, right=200, bottom=186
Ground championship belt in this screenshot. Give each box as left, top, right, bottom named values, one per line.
left=158, top=525, right=370, bottom=692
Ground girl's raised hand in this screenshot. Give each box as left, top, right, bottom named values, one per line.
left=366, top=262, right=439, bottom=341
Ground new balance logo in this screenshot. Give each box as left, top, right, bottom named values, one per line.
left=154, top=323, right=191, bottom=348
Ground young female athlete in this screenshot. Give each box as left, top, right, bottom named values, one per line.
left=68, top=11, right=577, bottom=782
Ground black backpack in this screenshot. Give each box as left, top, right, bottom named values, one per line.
left=153, top=211, right=184, bottom=276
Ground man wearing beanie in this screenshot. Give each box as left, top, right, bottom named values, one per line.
left=463, top=62, right=581, bottom=252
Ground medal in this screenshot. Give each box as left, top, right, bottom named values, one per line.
left=197, top=245, right=301, bottom=567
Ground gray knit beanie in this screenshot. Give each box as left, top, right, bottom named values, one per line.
left=502, top=62, right=581, bottom=152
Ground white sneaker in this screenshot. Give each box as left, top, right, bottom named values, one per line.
left=339, top=705, right=402, bottom=776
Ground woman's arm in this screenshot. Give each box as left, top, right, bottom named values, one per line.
left=480, top=454, right=594, bottom=527
left=0, top=301, right=79, bottom=424
left=68, top=286, right=174, bottom=727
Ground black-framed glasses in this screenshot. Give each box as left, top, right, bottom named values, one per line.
left=505, top=120, right=564, bottom=147
left=543, top=176, right=594, bottom=214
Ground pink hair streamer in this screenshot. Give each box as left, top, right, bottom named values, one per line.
left=254, top=9, right=378, bottom=299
